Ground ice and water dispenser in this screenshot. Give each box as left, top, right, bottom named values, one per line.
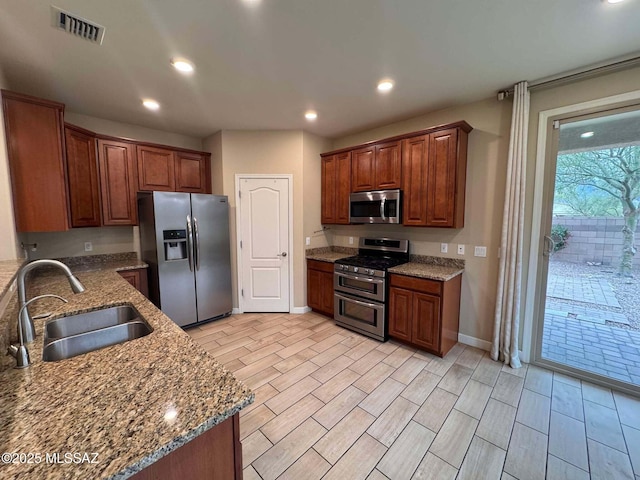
left=163, top=229, right=188, bottom=261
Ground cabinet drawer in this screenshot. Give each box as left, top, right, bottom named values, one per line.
left=307, top=259, right=335, bottom=273
left=389, top=274, right=441, bottom=295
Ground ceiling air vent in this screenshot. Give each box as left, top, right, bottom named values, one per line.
left=51, top=6, right=105, bottom=45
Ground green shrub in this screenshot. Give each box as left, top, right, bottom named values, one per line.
left=551, top=224, right=570, bottom=252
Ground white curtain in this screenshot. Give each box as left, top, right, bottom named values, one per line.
left=491, top=81, right=529, bottom=368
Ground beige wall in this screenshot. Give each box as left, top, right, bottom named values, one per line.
left=215, top=130, right=305, bottom=309
left=65, top=112, right=203, bottom=151
left=302, top=131, right=333, bottom=250
left=332, top=98, right=513, bottom=344
left=0, top=67, right=21, bottom=260
left=204, top=131, right=223, bottom=195
left=206, top=130, right=333, bottom=310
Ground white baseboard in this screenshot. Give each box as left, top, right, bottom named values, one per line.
left=458, top=333, right=491, bottom=351
left=291, top=306, right=311, bottom=314
left=231, top=308, right=242, bottom=315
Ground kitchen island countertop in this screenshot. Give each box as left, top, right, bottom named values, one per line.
left=0, top=262, right=253, bottom=479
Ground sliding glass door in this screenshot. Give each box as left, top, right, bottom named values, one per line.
left=533, top=103, right=640, bottom=393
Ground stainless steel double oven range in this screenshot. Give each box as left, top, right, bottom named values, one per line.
left=334, top=238, right=409, bottom=341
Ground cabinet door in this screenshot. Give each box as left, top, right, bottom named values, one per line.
left=321, top=155, right=336, bottom=224
left=388, top=287, right=412, bottom=342
left=175, top=152, right=207, bottom=193
left=2, top=91, right=69, bottom=232
left=307, top=268, right=322, bottom=311
left=412, top=292, right=441, bottom=351
left=118, top=269, right=149, bottom=298
left=426, top=129, right=458, bottom=227
left=402, top=135, right=429, bottom=226
left=351, top=146, right=375, bottom=192
left=374, top=141, right=401, bottom=190
left=65, top=125, right=101, bottom=227
left=320, top=270, right=335, bottom=316
left=98, top=139, right=138, bottom=225
left=335, top=151, right=351, bottom=224
left=137, top=145, right=175, bottom=191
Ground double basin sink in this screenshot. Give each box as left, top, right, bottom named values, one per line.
left=42, top=305, right=153, bottom=362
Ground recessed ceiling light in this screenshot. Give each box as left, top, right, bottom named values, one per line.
left=170, top=58, right=195, bottom=73
left=604, top=0, right=625, bottom=4
left=377, top=79, right=394, bottom=92
left=305, top=111, right=318, bottom=121
left=580, top=131, right=595, bottom=138
left=142, top=99, right=160, bottom=111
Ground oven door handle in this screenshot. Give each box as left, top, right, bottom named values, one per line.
left=334, top=292, right=381, bottom=309
left=335, top=272, right=384, bottom=284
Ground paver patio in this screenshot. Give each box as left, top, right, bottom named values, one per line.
left=543, top=273, right=640, bottom=386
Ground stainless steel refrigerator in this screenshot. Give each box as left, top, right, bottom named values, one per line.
left=138, top=192, right=233, bottom=327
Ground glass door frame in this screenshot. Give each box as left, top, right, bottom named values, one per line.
left=523, top=91, right=640, bottom=397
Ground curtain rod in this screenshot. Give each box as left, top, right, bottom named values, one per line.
left=497, top=54, right=640, bottom=100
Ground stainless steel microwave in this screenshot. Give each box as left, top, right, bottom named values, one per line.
left=349, top=189, right=402, bottom=224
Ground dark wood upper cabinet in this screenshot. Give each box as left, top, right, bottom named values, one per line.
left=351, top=146, right=375, bottom=192
left=137, top=145, right=176, bottom=191
left=175, top=151, right=207, bottom=193
left=97, top=138, right=138, bottom=226
left=2, top=90, right=69, bottom=232
left=322, top=121, right=471, bottom=228
left=401, top=134, right=429, bottom=226
left=65, top=124, right=101, bottom=227
left=321, top=151, right=351, bottom=224
left=374, top=141, right=401, bottom=190
left=426, top=128, right=466, bottom=228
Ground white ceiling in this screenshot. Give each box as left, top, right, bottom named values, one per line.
left=1, top=0, right=639, bottom=139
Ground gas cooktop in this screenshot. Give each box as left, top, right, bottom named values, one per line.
left=337, top=255, right=408, bottom=271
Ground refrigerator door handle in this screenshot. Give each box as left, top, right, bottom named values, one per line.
left=186, top=214, right=194, bottom=272
left=193, top=216, right=201, bottom=270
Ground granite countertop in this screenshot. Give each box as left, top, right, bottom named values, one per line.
left=0, top=265, right=253, bottom=479
left=388, top=262, right=464, bottom=282
left=305, top=246, right=357, bottom=263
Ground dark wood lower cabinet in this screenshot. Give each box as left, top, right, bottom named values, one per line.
left=307, top=259, right=334, bottom=317
left=388, top=273, right=461, bottom=357
left=130, top=413, right=242, bottom=480
left=118, top=268, right=149, bottom=299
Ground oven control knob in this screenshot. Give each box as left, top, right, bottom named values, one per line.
left=342, top=265, right=348, bottom=271
left=353, top=267, right=359, bottom=273
left=367, top=269, right=374, bottom=275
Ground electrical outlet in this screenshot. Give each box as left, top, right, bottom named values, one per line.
left=305, top=237, right=311, bottom=246
left=84, top=242, right=93, bottom=252
left=349, top=237, right=354, bottom=245
left=440, top=243, right=448, bottom=253
left=457, top=244, right=465, bottom=255
left=474, top=246, right=487, bottom=257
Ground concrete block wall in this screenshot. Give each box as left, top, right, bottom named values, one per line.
left=552, top=216, right=639, bottom=268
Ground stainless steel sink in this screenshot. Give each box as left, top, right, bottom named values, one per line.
left=42, top=305, right=153, bottom=362
left=45, top=305, right=141, bottom=338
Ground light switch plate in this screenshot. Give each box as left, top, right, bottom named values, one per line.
left=84, top=242, right=93, bottom=252
left=440, top=243, right=448, bottom=253
left=349, top=237, right=354, bottom=245
left=474, top=246, right=487, bottom=257
left=457, top=244, right=465, bottom=255
left=305, top=237, right=310, bottom=246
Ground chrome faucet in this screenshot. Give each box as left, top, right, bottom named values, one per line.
left=17, top=259, right=85, bottom=343
left=8, top=294, right=67, bottom=368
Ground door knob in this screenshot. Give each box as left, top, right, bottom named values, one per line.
left=277, top=252, right=287, bottom=257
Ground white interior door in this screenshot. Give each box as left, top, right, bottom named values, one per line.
left=238, top=177, right=290, bottom=312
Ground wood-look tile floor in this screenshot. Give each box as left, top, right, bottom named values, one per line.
left=188, top=312, right=640, bottom=480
